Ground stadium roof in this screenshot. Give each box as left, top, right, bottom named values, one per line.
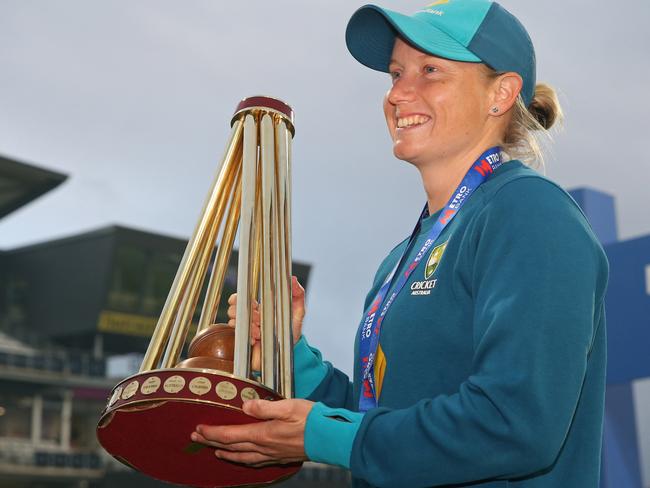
left=0, top=153, right=67, bottom=220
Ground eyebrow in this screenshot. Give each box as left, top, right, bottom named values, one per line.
left=389, top=53, right=446, bottom=65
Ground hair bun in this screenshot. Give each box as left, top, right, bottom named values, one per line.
left=528, top=84, right=562, bottom=130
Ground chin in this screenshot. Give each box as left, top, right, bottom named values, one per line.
left=392, top=145, right=426, bottom=167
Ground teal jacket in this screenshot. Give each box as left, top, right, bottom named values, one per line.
left=294, top=161, right=609, bottom=488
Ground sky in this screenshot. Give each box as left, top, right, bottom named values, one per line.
left=1, top=1, right=649, bottom=477
left=1, top=0, right=649, bottom=367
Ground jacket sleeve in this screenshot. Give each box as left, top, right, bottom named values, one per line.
left=306, top=178, right=609, bottom=486
left=295, top=239, right=407, bottom=409
left=293, top=335, right=355, bottom=409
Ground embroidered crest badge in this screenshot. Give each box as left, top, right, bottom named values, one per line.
left=424, top=241, right=448, bottom=279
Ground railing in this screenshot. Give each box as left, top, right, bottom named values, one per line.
left=0, top=350, right=106, bottom=378
left=33, top=451, right=101, bottom=470
left=0, top=441, right=102, bottom=475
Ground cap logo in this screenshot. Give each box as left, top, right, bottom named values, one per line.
left=420, top=0, right=449, bottom=16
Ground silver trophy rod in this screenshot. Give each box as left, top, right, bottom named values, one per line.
left=276, top=119, right=293, bottom=398
left=233, top=114, right=257, bottom=379
left=260, top=113, right=278, bottom=391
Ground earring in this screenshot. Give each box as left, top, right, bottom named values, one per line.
left=491, top=106, right=499, bottom=114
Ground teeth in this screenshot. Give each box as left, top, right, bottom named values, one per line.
left=397, top=115, right=430, bottom=128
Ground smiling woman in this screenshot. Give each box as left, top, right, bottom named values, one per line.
left=193, top=1, right=609, bottom=487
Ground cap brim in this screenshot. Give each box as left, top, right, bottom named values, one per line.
left=346, top=4, right=481, bottom=73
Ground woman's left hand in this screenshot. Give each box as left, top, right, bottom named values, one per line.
left=191, top=399, right=314, bottom=467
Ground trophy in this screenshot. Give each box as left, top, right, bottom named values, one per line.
left=97, top=96, right=300, bottom=487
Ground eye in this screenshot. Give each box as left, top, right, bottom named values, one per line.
left=389, top=70, right=401, bottom=82
left=424, top=65, right=438, bottom=75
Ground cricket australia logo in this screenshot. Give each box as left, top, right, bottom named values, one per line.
left=425, top=241, right=447, bottom=279
left=411, top=241, right=448, bottom=295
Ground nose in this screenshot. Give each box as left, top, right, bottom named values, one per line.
left=387, top=74, right=417, bottom=106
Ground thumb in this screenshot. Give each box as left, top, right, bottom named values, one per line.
left=291, top=277, right=305, bottom=332
left=242, top=399, right=292, bottom=421
left=291, top=276, right=305, bottom=302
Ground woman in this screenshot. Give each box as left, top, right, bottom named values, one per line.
left=191, top=1, right=609, bottom=487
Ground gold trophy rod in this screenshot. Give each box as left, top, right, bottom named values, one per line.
left=233, top=114, right=257, bottom=379
left=259, top=113, right=278, bottom=391
left=251, top=160, right=263, bottom=298
left=196, top=166, right=243, bottom=335
left=162, top=157, right=241, bottom=368
left=271, top=127, right=283, bottom=394
left=249, top=161, right=263, bottom=373
left=140, top=119, right=244, bottom=372
left=275, top=118, right=293, bottom=398
left=285, top=119, right=294, bottom=397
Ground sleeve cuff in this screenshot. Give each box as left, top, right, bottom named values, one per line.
left=304, top=402, right=364, bottom=469
left=293, top=335, right=329, bottom=398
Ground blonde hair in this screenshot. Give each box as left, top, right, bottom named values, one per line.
left=481, top=66, right=564, bottom=171
left=501, top=83, right=564, bottom=171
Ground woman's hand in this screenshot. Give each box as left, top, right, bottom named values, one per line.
left=191, top=399, right=314, bottom=467
left=227, top=276, right=306, bottom=371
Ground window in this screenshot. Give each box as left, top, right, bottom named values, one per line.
left=107, top=246, right=148, bottom=311
left=40, top=396, right=62, bottom=444
left=0, top=393, right=32, bottom=440
left=142, top=252, right=181, bottom=315
left=70, top=401, right=103, bottom=449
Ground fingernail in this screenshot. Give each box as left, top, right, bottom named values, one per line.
left=215, top=450, right=222, bottom=459
left=191, top=432, right=198, bottom=442
left=195, top=425, right=202, bottom=435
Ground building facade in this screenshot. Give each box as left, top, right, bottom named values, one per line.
left=0, top=155, right=350, bottom=488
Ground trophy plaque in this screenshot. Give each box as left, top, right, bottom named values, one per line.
left=97, top=96, right=300, bottom=487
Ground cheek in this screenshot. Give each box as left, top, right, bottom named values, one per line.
left=437, top=90, right=482, bottom=132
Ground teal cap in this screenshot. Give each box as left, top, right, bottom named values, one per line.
left=345, top=0, right=536, bottom=106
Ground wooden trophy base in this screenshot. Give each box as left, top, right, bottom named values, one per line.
left=98, top=324, right=299, bottom=487
left=97, top=368, right=301, bottom=488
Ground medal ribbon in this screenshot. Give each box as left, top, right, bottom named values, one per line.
left=358, top=147, right=502, bottom=412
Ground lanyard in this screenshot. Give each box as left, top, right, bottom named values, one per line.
left=358, top=147, right=502, bottom=412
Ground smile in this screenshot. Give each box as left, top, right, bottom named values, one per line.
left=396, top=115, right=431, bottom=129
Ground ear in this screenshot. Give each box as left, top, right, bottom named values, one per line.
left=489, top=72, right=523, bottom=116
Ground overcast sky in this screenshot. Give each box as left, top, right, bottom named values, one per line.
left=1, top=0, right=650, bottom=481
left=1, top=0, right=649, bottom=365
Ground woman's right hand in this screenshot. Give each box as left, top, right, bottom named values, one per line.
left=227, top=276, right=306, bottom=372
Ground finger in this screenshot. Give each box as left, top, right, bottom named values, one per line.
left=228, top=304, right=261, bottom=322
left=290, top=277, right=305, bottom=341
left=291, top=276, right=305, bottom=300
left=191, top=432, right=263, bottom=453
left=242, top=399, right=293, bottom=421
left=251, top=342, right=261, bottom=372
left=196, top=423, right=262, bottom=445
left=215, top=449, right=275, bottom=466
